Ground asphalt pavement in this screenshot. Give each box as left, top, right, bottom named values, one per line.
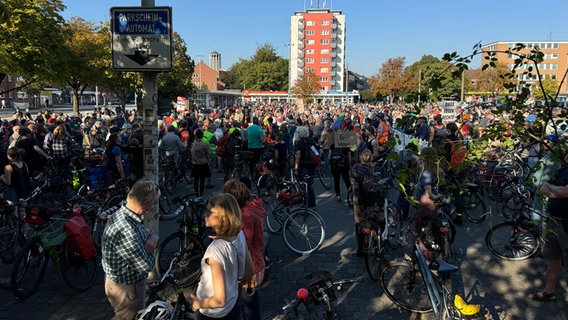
left=0, top=160, right=567, bottom=319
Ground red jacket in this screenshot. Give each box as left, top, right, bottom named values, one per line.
left=241, top=197, right=266, bottom=276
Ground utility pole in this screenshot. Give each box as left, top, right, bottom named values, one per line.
left=345, top=63, right=348, bottom=104
left=460, top=70, right=465, bottom=102
left=418, top=70, right=421, bottom=104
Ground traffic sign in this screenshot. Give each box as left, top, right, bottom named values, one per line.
left=110, top=7, right=173, bottom=71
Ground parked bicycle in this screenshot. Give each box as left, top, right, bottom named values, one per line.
left=269, top=270, right=363, bottom=320
left=380, top=243, right=481, bottom=319
left=155, top=193, right=211, bottom=287
left=160, top=153, right=193, bottom=195
left=135, top=253, right=196, bottom=320
left=485, top=202, right=546, bottom=260
left=264, top=173, right=326, bottom=256
left=11, top=215, right=98, bottom=299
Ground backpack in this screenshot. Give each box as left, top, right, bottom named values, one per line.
left=300, top=138, right=320, bottom=168
left=329, top=148, right=347, bottom=169
left=216, top=134, right=230, bottom=157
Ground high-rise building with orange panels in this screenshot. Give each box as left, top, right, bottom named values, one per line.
left=290, top=8, right=346, bottom=93
left=481, top=41, right=568, bottom=95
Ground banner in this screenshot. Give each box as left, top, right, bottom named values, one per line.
left=176, top=96, right=187, bottom=113
left=334, top=131, right=357, bottom=149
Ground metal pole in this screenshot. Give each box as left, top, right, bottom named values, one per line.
left=345, top=63, right=348, bottom=104
left=418, top=70, right=421, bottom=104
left=141, top=0, right=159, bottom=234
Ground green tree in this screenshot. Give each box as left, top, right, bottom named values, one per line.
left=532, top=77, right=559, bottom=101
left=406, top=55, right=469, bottom=101
left=230, top=43, right=288, bottom=91
left=474, top=61, right=515, bottom=95
left=0, top=0, right=67, bottom=90
left=291, top=71, right=321, bottom=103
left=157, top=32, right=194, bottom=100
left=59, top=17, right=107, bottom=113
left=360, top=89, right=376, bottom=102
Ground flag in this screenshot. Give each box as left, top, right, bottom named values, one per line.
left=331, top=113, right=344, bottom=130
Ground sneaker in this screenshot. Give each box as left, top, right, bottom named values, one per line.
left=336, top=195, right=341, bottom=202
left=264, top=256, right=273, bottom=270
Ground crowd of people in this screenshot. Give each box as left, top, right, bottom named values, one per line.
left=1, top=98, right=566, bottom=318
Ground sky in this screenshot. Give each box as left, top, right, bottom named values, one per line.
left=61, top=0, right=568, bottom=77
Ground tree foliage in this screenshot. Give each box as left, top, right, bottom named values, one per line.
left=0, top=0, right=67, bottom=88
left=157, top=31, right=194, bottom=100
left=291, top=71, right=321, bottom=103
left=532, top=77, right=559, bottom=101
left=474, top=61, right=514, bottom=93
left=368, top=57, right=412, bottom=103
left=230, top=43, right=288, bottom=91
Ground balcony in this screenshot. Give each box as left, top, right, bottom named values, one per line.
left=297, top=60, right=304, bottom=67
left=330, top=71, right=336, bottom=76
left=298, top=52, right=304, bottom=58
left=331, top=23, right=337, bottom=29
left=330, top=42, right=337, bottom=48
left=298, top=32, right=304, bottom=40
left=298, top=42, right=304, bottom=49
left=330, top=52, right=336, bottom=58
left=298, top=22, right=304, bottom=30
left=331, top=33, right=337, bottom=39
left=330, top=62, right=336, bottom=67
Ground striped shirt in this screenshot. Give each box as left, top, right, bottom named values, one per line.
left=101, top=205, right=155, bottom=285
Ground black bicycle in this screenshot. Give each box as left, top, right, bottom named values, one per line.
left=155, top=194, right=211, bottom=288
left=135, top=253, right=196, bottom=320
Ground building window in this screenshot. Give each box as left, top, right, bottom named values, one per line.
left=320, top=58, right=329, bottom=64
left=306, top=49, right=315, bottom=54
left=306, top=39, right=315, bottom=45
left=193, top=73, right=198, bottom=78
left=306, top=58, right=314, bottom=64
left=322, top=86, right=328, bottom=91
left=552, top=75, right=557, bottom=80
left=306, top=68, right=314, bottom=73
left=321, top=20, right=329, bottom=26
left=8, top=91, right=12, bottom=98
left=320, top=49, right=329, bottom=54
left=320, top=67, right=329, bottom=73
left=306, top=20, right=315, bottom=26
left=306, top=30, right=315, bottom=35
left=321, top=30, right=329, bottom=35
left=320, top=39, right=329, bottom=45
left=320, top=77, right=328, bottom=82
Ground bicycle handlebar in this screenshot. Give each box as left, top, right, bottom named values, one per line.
left=158, top=192, right=202, bottom=221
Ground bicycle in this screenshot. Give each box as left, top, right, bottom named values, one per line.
left=135, top=253, right=196, bottom=320
left=364, top=193, right=404, bottom=281
left=315, top=159, right=332, bottom=190
left=230, top=149, right=253, bottom=181
left=269, top=270, right=363, bottom=320
left=160, top=154, right=192, bottom=195
left=380, top=243, right=481, bottom=319
left=485, top=202, right=547, bottom=260
left=264, top=174, right=326, bottom=256
left=155, top=194, right=210, bottom=287
left=11, top=215, right=98, bottom=299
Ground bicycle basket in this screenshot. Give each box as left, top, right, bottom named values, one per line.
left=294, top=270, right=336, bottom=311
left=38, top=219, right=67, bottom=247
left=276, top=190, right=305, bottom=206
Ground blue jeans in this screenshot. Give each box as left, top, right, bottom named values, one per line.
left=240, top=286, right=260, bottom=320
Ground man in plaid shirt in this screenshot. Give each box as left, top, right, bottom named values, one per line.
left=101, top=180, right=160, bottom=320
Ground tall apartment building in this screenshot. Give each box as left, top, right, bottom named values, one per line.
left=481, top=41, right=568, bottom=95
left=290, top=8, right=346, bottom=93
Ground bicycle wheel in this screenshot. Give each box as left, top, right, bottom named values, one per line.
left=0, top=224, right=25, bottom=289
left=257, top=172, right=279, bottom=203
left=155, top=232, right=205, bottom=287
left=380, top=260, right=433, bottom=313
left=347, top=186, right=353, bottom=208
left=485, top=221, right=540, bottom=260
left=11, top=237, right=49, bottom=299
left=265, top=197, right=286, bottom=234
left=317, top=163, right=332, bottom=190
left=61, top=248, right=98, bottom=291
left=386, top=203, right=403, bottom=249
left=182, top=161, right=193, bottom=184
left=460, top=190, right=487, bottom=223
left=365, top=229, right=382, bottom=281
left=162, top=165, right=176, bottom=195
left=282, top=208, right=326, bottom=256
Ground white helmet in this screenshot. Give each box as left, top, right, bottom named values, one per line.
left=135, top=300, right=171, bottom=320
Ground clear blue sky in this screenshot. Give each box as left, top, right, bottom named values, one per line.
left=61, top=0, right=568, bottom=77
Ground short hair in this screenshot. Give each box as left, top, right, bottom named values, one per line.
left=360, top=149, right=372, bottom=164
left=194, top=129, right=204, bottom=139
left=127, top=180, right=160, bottom=206
left=167, top=125, right=176, bottom=132
left=207, top=193, right=242, bottom=237
left=223, top=179, right=251, bottom=207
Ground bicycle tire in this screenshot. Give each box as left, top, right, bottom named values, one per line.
left=461, top=190, right=488, bottom=223
left=257, top=172, right=279, bottom=203
left=182, top=161, right=193, bottom=184
left=61, top=248, right=98, bottom=291
left=501, top=191, right=530, bottom=219
left=485, top=221, right=540, bottom=260
left=265, top=196, right=285, bottom=234
left=282, top=208, right=326, bottom=256
left=156, top=232, right=205, bottom=287
left=379, top=260, right=433, bottom=313
left=317, top=164, right=332, bottom=190
left=365, top=229, right=382, bottom=281
left=347, top=186, right=353, bottom=208
left=11, top=237, right=49, bottom=299
left=0, top=224, right=26, bottom=289
left=386, top=203, right=403, bottom=249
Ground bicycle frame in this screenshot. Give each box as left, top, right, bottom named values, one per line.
left=414, top=243, right=447, bottom=319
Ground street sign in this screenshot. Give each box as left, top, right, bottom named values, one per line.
left=110, top=7, right=173, bottom=71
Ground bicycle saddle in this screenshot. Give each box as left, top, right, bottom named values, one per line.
left=429, top=258, right=458, bottom=273
left=454, top=294, right=481, bottom=316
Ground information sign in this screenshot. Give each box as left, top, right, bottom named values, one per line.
left=111, top=7, right=173, bottom=71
